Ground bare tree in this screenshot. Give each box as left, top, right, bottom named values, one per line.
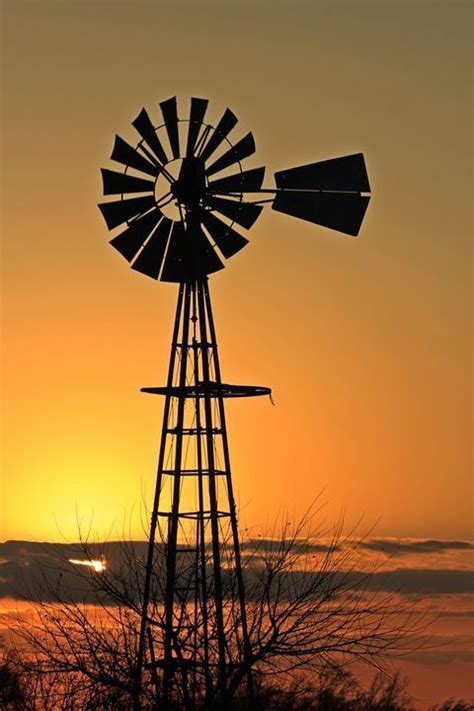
left=4, top=506, right=432, bottom=710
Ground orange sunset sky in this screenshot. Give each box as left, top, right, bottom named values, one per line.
left=1, top=0, right=472, bottom=543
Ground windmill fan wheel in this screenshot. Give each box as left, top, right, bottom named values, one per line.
left=98, top=96, right=265, bottom=282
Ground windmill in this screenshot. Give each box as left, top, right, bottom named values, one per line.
left=98, top=96, right=371, bottom=710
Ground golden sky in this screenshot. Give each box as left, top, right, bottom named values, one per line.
left=1, top=0, right=472, bottom=541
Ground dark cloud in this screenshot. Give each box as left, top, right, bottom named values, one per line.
left=361, top=539, right=474, bottom=555
left=240, top=538, right=338, bottom=554
left=239, top=537, right=474, bottom=557
left=1, top=540, right=473, bottom=603
left=407, top=646, right=474, bottom=666
left=367, top=568, right=474, bottom=595
left=243, top=568, right=474, bottom=600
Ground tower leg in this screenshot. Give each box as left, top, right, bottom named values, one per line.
left=203, top=281, right=254, bottom=706
left=196, top=281, right=228, bottom=702
left=162, top=282, right=193, bottom=706
left=134, top=284, right=185, bottom=711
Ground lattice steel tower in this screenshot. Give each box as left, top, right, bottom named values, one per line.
left=98, top=96, right=371, bottom=709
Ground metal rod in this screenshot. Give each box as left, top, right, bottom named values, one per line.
left=206, top=187, right=362, bottom=194
left=191, top=282, right=213, bottom=704
left=204, top=280, right=255, bottom=704
left=134, top=283, right=185, bottom=711
left=162, top=281, right=193, bottom=706
left=138, top=142, right=175, bottom=184
left=196, top=279, right=228, bottom=701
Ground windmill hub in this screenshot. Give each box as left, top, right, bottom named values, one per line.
left=170, top=156, right=206, bottom=208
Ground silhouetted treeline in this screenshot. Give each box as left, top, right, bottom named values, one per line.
left=1, top=657, right=472, bottom=711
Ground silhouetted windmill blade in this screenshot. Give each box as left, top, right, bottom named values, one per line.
left=111, top=135, right=160, bottom=177
left=205, top=195, right=263, bottom=229
left=109, top=209, right=164, bottom=262
left=187, top=220, right=225, bottom=275
left=160, top=97, right=180, bottom=159
left=198, top=108, right=238, bottom=162
left=207, top=166, right=265, bottom=194
left=131, top=217, right=173, bottom=279
left=132, top=108, right=169, bottom=166
left=160, top=220, right=225, bottom=283
left=275, top=153, right=370, bottom=192
left=160, top=222, right=189, bottom=282
left=101, top=169, right=155, bottom=196
left=186, top=97, right=209, bottom=157
left=98, top=195, right=157, bottom=230
left=272, top=191, right=370, bottom=236
left=200, top=210, right=249, bottom=258
left=206, top=132, right=256, bottom=177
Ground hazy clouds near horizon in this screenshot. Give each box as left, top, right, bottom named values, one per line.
left=1, top=537, right=473, bottom=603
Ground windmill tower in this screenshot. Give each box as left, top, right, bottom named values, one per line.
left=98, top=96, right=371, bottom=710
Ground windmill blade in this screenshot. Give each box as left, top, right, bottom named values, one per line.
left=205, top=195, right=262, bottom=229
left=98, top=195, right=156, bottom=230
left=160, top=220, right=224, bottom=283
left=208, top=166, right=265, bottom=194
left=160, top=97, right=180, bottom=159
left=200, top=210, right=249, bottom=258
left=186, top=97, right=208, bottom=157
left=206, top=132, right=256, bottom=177
left=272, top=191, right=370, bottom=237
left=198, top=108, right=238, bottom=162
left=131, top=217, right=173, bottom=279
left=275, top=153, right=370, bottom=193
left=187, top=220, right=224, bottom=276
left=111, top=135, right=160, bottom=177
left=160, top=222, right=188, bottom=282
left=132, top=108, right=169, bottom=166
left=101, top=169, right=155, bottom=196
left=109, top=208, right=164, bottom=261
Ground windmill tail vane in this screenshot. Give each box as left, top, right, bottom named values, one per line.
left=98, top=96, right=371, bottom=709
